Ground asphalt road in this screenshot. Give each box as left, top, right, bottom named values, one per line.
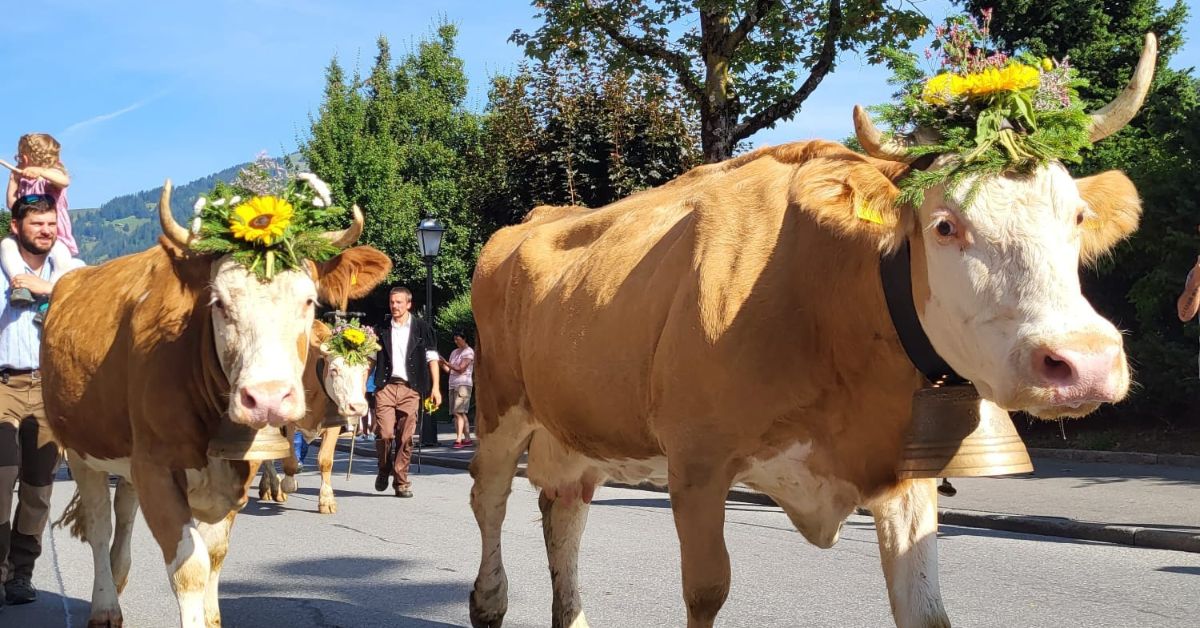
left=9, top=448, right=1200, bottom=627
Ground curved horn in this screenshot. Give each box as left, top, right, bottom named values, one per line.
left=322, top=204, right=364, bottom=248
left=853, top=105, right=917, bottom=163
left=1088, top=33, right=1158, bottom=142
left=158, top=179, right=191, bottom=249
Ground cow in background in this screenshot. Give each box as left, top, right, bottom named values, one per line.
left=43, top=182, right=390, bottom=628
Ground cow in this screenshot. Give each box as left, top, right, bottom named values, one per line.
left=257, top=321, right=371, bottom=514
left=42, top=181, right=391, bottom=628
left=466, top=37, right=1156, bottom=628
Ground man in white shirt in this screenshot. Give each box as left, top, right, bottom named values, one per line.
left=370, top=286, right=441, bottom=498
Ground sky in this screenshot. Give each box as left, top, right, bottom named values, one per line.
left=1, top=0, right=1196, bottom=209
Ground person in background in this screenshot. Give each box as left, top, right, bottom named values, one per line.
left=0, top=193, right=83, bottom=608
left=440, top=329, right=475, bottom=449
left=0, top=134, right=77, bottom=325
left=370, top=286, right=441, bottom=498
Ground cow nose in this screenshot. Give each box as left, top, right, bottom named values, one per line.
left=1031, top=344, right=1123, bottom=402
left=237, top=380, right=300, bottom=426
left=347, top=402, right=367, bottom=417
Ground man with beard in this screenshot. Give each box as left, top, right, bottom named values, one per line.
left=0, top=193, right=82, bottom=609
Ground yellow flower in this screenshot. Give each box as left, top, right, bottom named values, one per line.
left=960, top=63, right=1040, bottom=99
left=343, top=328, right=366, bottom=345
left=229, top=196, right=294, bottom=245
left=922, top=72, right=967, bottom=105
left=1040, top=57, right=1054, bottom=71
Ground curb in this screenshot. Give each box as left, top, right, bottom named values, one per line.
left=1027, top=448, right=1200, bottom=468
left=344, top=444, right=1198, bottom=555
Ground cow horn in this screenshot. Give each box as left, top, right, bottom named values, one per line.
left=158, top=179, right=191, bottom=249
left=322, top=204, right=364, bottom=248
left=853, top=105, right=918, bottom=163
left=1087, top=32, right=1158, bottom=143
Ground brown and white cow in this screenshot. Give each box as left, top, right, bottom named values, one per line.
left=43, top=181, right=390, bottom=628
left=258, top=321, right=371, bottom=514
left=467, top=37, right=1156, bottom=628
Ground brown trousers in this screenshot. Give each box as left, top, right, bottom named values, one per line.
left=373, top=379, right=420, bottom=490
left=0, top=372, right=60, bottom=583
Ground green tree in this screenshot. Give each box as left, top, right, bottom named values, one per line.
left=302, top=23, right=485, bottom=314
left=958, top=0, right=1199, bottom=422
left=512, top=0, right=928, bottom=162
left=477, top=48, right=702, bottom=227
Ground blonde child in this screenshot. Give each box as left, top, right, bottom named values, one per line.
left=0, top=133, right=77, bottom=308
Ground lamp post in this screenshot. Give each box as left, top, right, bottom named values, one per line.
left=416, top=217, right=446, bottom=446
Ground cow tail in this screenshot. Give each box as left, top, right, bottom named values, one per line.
left=53, top=489, right=87, bottom=539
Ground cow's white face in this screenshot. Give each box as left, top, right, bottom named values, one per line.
left=210, top=257, right=317, bottom=427
left=915, top=163, right=1135, bottom=418
left=318, top=352, right=370, bottom=423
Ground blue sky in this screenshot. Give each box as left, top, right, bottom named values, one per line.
left=1, top=0, right=1196, bottom=208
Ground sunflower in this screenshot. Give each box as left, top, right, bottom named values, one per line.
left=343, top=328, right=366, bottom=345
left=961, top=64, right=1040, bottom=99
left=922, top=72, right=968, bottom=105
left=229, top=196, right=294, bottom=245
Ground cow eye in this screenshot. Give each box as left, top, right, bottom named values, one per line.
left=1076, top=211, right=1086, bottom=226
left=934, top=219, right=957, bottom=239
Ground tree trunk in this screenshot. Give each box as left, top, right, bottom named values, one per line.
left=700, top=10, right=735, bottom=163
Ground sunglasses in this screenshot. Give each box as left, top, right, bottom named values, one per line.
left=16, top=193, right=53, bottom=207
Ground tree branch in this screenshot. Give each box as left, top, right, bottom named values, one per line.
left=732, top=0, right=843, bottom=141
left=581, top=0, right=703, bottom=101
left=722, top=0, right=781, bottom=57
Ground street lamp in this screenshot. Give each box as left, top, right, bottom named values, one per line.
left=416, top=217, right=446, bottom=446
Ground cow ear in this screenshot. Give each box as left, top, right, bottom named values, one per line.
left=315, top=246, right=393, bottom=307
left=1076, top=170, right=1141, bottom=265
left=311, top=319, right=332, bottom=348
left=790, top=152, right=909, bottom=253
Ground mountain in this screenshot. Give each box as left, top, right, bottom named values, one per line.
left=71, top=163, right=249, bottom=263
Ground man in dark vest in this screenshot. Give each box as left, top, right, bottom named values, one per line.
left=372, top=286, right=441, bottom=497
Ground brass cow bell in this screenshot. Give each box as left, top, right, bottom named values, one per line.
left=896, top=384, right=1033, bottom=479
left=207, top=419, right=292, bottom=461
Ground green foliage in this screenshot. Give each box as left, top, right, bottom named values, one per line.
left=513, top=0, right=928, bottom=160
left=958, top=0, right=1200, bottom=424
left=435, top=291, right=475, bottom=340
left=476, top=47, right=701, bottom=226
left=301, top=22, right=485, bottom=314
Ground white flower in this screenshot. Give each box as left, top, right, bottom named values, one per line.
left=212, top=198, right=226, bottom=207
left=230, top=196, right=242, bottom=205
left=190, top=216, right=202, bottom=235
left=297, top=172, right=333, bottom=206
left=193, top=197, right=207, bottom=214
left=312, top=196, right=325, bottom=207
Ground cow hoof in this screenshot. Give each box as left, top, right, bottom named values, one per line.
left=281, top=476, right=298, bottom=494
left=87, top=611, right=124, bottom=628
left=318, top=500, right=337, bottom=514
left=274, top=489, right=288, bottom=503
left=469, top=589, right=507, bottom=628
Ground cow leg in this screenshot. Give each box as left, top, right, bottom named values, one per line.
left=317, top=427, right=339, bottom=514
left=668, top=458, right=734, bottom=628
left=258, top=461, right=285, bottom=503
left=196, top=511, right=237, bottom=628
left=870, top=478, right=950, bottom=628
left=468, top=417, right=534, bottom=628
left=538, top=489, right=591, bottom=628
left=110, top=477, right=140, bottom=595
left=133, top=461, right=211, bottom=628
left=280, top=425, right=299, bottom=495
left=67, top=457, right=124, bottom=627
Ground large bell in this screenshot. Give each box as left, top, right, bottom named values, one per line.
left=896, top=384, right=1033, bottom=479
left=207, top=419, right=292, bottom=461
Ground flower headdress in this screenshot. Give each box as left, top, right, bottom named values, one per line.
left=189, top=168, right=347, bottom=281
left=860, top=10, right=1156, bottom=207
left=321, top=318, right=380, bottom=366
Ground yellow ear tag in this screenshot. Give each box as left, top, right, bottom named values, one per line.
left=856, top=198, right=886, bottom=225
left=350, top=270, right=358, bottom=287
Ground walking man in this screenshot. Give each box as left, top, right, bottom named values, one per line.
left=1, top=193, right=79, bottom=607
left=371, top=286, right=441, bottom=498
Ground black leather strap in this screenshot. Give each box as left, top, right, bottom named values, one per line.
left=879, top=240, right=968, bottom=386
